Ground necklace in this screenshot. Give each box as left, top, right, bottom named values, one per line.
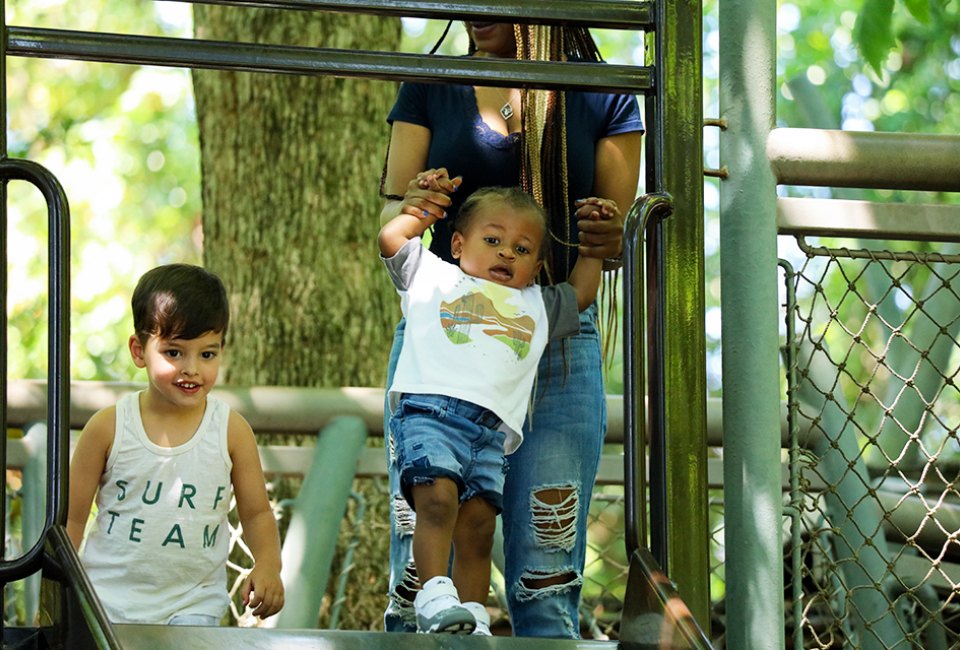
left=495, top=87, right=516, bottom=120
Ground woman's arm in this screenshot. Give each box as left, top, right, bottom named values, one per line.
left=379, top=121, right=457, bottom=226
left=229, top=411, right=284, bottom=619
left=576, top=131, right=643, bottom=260
left=66, top=407, right=115, bottom=549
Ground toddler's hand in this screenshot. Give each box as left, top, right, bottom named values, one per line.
left=575, top=197, right=623, bottom=259
left=398, top=167, right=463, bottom=221
left=417, top=168, right=462, bottom=197
left=241, top=564, right=285, bottom=619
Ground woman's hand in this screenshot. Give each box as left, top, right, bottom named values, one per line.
left=575, top=197, right=623, bottom=260
left=393, top=168, right=462, bottom=221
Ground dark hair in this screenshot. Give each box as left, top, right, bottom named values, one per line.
left=454, top=186, right=549, bottom=259
left=132, top=264, right=230, bottom=344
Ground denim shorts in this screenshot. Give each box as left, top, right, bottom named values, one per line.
left=391, top=393, right=508, bottom=513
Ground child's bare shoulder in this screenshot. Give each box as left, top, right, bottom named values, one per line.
left=75, top=405, right=118, bottom=457
left=226, top=409, right=256, bottom=452
left=82, top=405, right=117, bottom=438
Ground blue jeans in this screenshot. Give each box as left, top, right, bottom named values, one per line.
left=383, top=305, right=606, bottom=638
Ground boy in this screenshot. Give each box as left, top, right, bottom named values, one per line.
left=67, top=263, right=284, bottom=625
left=379, top=181, right=602, bottom=635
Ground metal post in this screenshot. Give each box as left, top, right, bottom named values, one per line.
left=1, top=0, right=9, bottom=579
left=718, top=0, right=785, bottom=648
left=657, top=0, right=710, bottom=627
left=268, top=415, right=368, bottom=629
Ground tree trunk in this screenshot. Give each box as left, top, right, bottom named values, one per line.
left=191, top=6, right=401, bottom=629
left=192, top=6, right=401, bottom=388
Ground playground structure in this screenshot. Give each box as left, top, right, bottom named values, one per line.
left=2, top=1, right=960, bottom=649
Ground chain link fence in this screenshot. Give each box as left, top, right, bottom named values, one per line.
left=782, top=238, right=960, bottom=649
left=222, top=471, right=634, bottom=637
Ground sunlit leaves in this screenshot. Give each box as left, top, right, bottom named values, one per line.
left=7, top=2, right=200, bottom=381
left=903, top=0, right=933, bottom=23
left=854, top=0, right=898, bottom=73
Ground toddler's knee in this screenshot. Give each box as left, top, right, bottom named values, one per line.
left=459, top=507, right=497, bottom=538
left=412, top=480, right=459, bottom=524
left=454, top=521, right=495, bottom=556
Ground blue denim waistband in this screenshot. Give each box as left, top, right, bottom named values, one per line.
left=400, top=393, right=502, bottom=430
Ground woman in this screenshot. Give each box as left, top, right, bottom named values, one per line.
left=379, top=22, right=643, bottom=638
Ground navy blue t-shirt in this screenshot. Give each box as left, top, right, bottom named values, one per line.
left=387, top=81, right=643, bottom=281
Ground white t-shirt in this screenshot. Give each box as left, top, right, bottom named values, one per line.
left=383, top=238, right=580, bottom=453
left=80, top=392, right=233, bottom=624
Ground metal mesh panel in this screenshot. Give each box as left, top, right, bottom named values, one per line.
left=221, top=474, right=636, bottom=637
left=708, top=489, right=727, bottom=642
left=583, top=486, right=630, bottom=639
left=783, top=239, right=960, bottom=649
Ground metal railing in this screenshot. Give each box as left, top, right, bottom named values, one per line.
left=622, top=191, right=673, bottom=560
left=0, top=160, right=70, bottom=581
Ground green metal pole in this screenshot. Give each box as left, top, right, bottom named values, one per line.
left=659, top=0, right=710, bottom=628
left=270, top=415, right=367, bottom=629
left=718, top=0, right=785, bottom=648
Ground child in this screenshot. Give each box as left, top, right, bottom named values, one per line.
left=378, top=180, right=602, bottom=635
left=66, top=263, right=284, bottom=625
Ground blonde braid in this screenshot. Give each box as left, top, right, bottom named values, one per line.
left=517, top=25, right=575, bottom=288
left=516, top=25, right=620, bottom=372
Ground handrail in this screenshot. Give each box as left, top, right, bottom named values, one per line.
left=44, top=525, right=121, bottom=649
left=167, top=0, right=655, bottom=29
left=777, top=197, right=960, bottom=243
left=623, top=192, right=673, bottom=558
left=0, top=159, right=70, bottom=581
left=767, top=128, right=960, bottom=192
left=6, top=27, right=653, bottom=95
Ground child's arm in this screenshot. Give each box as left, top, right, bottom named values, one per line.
left=66, top=407, right=116, bottom=550
left=567, top=252, right=604, bottom=312
left=566, top=203, right=611, bottom=310
left=228, top=411, right=284, bottom=619
left=378, top=172, right=461, bottom=257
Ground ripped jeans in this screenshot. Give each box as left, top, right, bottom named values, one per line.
left=383, top=305, right=606, bottom=638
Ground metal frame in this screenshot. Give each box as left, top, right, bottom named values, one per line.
left=2, top=0, right=713, bottom=643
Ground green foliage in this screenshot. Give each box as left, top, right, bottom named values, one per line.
left=7, top=1, right=200, bottom=381
left=9, top=4, right=959, bottom=395
left=852, top=0, right=957, bottom=74
left=903, top=0, right=933, bottom=22
left=855, top=0, right=899, bottom=72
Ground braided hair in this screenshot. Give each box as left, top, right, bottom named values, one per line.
left=443, top=24, right=621, bottom=370
left=469, top=26, right=604, bottom=285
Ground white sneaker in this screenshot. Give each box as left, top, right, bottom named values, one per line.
left=462, top=601, right=492, bottom=636
left=414, top=577, right=476, bottom=634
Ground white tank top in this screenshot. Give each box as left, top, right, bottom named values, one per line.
left=80, top=392, right=233, bottom=623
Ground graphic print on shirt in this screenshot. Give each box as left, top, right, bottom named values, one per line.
left=99, top=477, right=230, bottom=550
left=440, top=283, right=535, bottom=360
